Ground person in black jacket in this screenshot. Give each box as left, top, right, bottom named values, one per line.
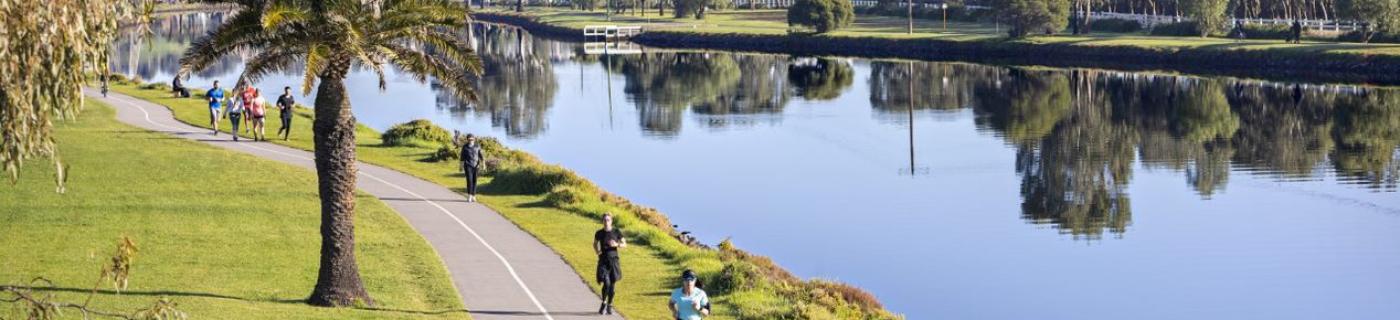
left=594, top=213, right=626, bottom=315
left=459, top=134, right=483, bottom=202
left=1290, top=20, right=1303, bottom=43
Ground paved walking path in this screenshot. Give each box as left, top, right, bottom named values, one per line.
left=89, top=90, right=621, bottom=320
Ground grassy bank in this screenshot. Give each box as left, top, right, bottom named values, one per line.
left=0, top=101, right=468, bottom=319
left=111, top=78, right=900, bottom=319
left=473, top=8, right=1400, bottom=84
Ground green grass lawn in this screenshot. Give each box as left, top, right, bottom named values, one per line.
left=0, top=100, right=469, bottom=319
left=480, top=7, right=1400, bottom=57
left=110, top=83, right=702, bottom=319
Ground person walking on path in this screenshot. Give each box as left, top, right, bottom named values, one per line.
left=238, top=84, right=256, bottom=135
left=594, top=213, right=626, bottom=315
left=459, top=134, right=483, bottom=202
left=226, top=91, right=245, bottom=141
left=669, top=269, right=710, bottom=320
left=276, top=86, right=295, bottom=140
left=1290, top=20, right=1303, bottom=44
left=206, top=81, right=224, bottom=135
left=249, top=88, right=268, bottom=141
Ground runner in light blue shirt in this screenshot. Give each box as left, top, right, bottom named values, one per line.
left=669, top=269, right=710, bottom=320
left=206, top=80, right=224, bottom=135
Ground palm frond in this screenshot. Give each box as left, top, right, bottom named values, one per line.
left=383, top=43, right=477, bottom=102
left=302, top=44, right=328, bottom=95
left=262, top=2, right=311, bottom=29
left=410, top=29, right=483, bottom=75
left=179, top=6, right=266, bottom=75
left=236, top=46, right=306, bottom=88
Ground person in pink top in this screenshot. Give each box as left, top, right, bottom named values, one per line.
left=239, top=85, right=256, bottom=134
left=249, top=88, right=268, bottom=141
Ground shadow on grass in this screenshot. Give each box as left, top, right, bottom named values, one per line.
left=469, top=310, right=601, bottom=317
left=514, top=200, right=554, bottom=209
left=32, top=286, right=291, bottom=303
left=32, top=287, right=475, bottom=316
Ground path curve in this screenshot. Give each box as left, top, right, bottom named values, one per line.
left=89, top=90, right=620, bottom=320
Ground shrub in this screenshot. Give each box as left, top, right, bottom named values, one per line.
left=381, top=119, right=453, bottom=148
left=543, top=185, right=592, bottom=207
left=1149, top=21, right=1202, bottom=36
left=1236, top=23, right=1292, bottom=40
left=788, top=0, right=854, bottom=33
left=674, top=0, right=708, bottom=18
left=1182, top=0, right=1229, bottom=37
left=991, top=0, right=1071, bottom=38
left=485, top=162, right=594, bottom=195
left=1088, top=18, right=1142, bottom=33
left=104, top=73, right=130, bottom=83
left=1339, top=29, right=1400, bottom=43
left=139, top=83, right=172, bottom=91
left=1341, top=0, right=1400, bottom=40
left=430, top=144, right=460, bottom=162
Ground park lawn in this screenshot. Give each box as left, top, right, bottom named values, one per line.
left=482, top=7, right=1400, bottom=58
left=0, top=101, right=468, bottom=319
left=111, top=83, right=706, bottom=319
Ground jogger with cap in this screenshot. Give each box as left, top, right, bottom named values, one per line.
left=669, top=269, right=710, bottom=320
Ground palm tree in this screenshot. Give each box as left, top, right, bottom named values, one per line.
left=178, top=0, right=482, bottom=307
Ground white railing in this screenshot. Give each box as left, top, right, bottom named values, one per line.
left=1080, top=12, right=1359, bottom=32
left=583, top=25, right=644, bottom=39
left=583, top=41, right=646, bottom=55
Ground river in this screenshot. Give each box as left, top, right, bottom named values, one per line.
left=111, top=11, right=1400, bottom=319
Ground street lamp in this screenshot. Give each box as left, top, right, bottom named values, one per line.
left=941, top=3, right=948, bottom=31
left=906, top=0, right=914, bottom=34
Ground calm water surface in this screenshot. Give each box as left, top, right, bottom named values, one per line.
left=114, top=12, right=1400, bottom=319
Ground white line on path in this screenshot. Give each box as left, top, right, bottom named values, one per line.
left=109, top=93, right=556, bottom=320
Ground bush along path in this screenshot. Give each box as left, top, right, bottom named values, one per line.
left=106, top=80, right=901, bottom=319
left=87, top=89, right=620, bottom=320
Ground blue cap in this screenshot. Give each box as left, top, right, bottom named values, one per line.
left=681, top=269, right=696, bottom=281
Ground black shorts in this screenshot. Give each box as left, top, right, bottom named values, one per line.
left=596, top=253, right=621, bottom=283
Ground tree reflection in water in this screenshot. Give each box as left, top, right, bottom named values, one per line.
left=435, top=25, right=558, bottom=139
left=125, top=16, right=1398, bottom=239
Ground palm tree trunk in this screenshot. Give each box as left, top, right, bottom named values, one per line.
left=306, top=72, right=373, bottom=307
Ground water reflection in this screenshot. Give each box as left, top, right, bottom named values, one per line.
left=112, top=15, right=1400, bottom=318
left=435, top=25, right=559, bottom=139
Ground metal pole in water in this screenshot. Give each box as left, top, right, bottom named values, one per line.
left=907, top=62, right=916, bottom=176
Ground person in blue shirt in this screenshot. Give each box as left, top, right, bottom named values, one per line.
left=206, top=80, right=224, bottom=135
left=669, top=269, right=710, bottom=320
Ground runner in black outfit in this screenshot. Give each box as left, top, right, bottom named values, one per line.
left=459, top=134, right=483, bottom=202
left=276, top=86, right=295, bottom=140
left=594, top=213, right=626, bottom=315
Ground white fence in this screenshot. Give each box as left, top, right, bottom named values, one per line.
left=583, top=25, right=644, bottom=39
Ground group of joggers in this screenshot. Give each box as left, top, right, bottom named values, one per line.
left=204, top=80, right=296, bottom=141
left=458, top=141, right=710, bottom=319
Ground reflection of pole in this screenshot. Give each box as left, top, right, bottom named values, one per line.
left=603, top=47, right=615, bottom=131
left=907, top=62, right=915, bottom=176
